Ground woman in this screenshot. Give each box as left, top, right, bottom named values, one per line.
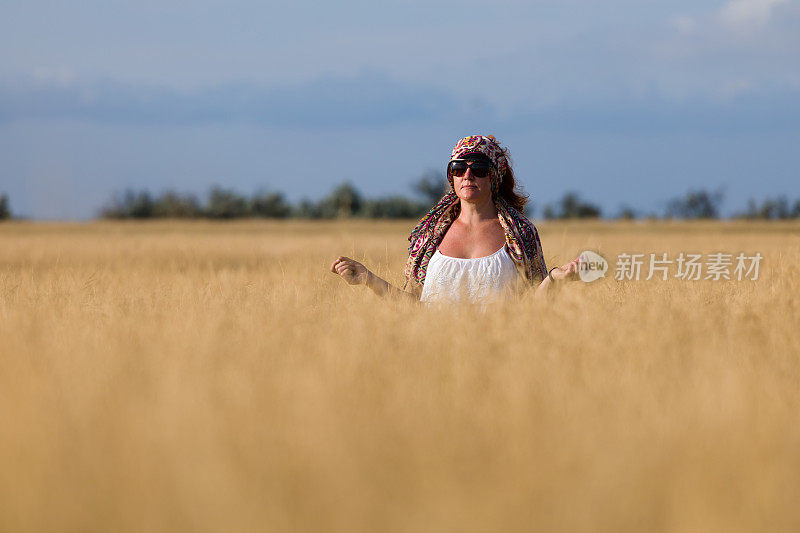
left=330, top=135, right=580, bottom=303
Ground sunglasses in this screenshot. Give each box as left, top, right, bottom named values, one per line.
left=447, top=159, right=494, bottom=179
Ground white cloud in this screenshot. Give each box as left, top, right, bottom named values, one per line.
left=719, top=0, right=789, bottom=31
left=32, top=66, right=76, bottom=86
left=671, top=15, right=698, bottom=33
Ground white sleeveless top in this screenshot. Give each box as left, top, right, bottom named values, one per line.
left=420, top=245, right=521, bottom=304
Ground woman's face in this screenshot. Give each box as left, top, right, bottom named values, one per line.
left=450, top=157, right=493, bottom=203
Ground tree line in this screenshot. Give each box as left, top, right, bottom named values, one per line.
left=1, top=180, right=800, bottom=221
left=98, top=172, right=448, bottom=220
left=94, top=182, right=800, bottom=221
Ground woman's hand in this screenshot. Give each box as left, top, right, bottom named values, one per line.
left=549, top=255, right=582, bottom=282
left=535, top=255, right=581, bottom=297
left=330, top=256, right=370, bottom=285
left=329, top=256, right=417, bottom=301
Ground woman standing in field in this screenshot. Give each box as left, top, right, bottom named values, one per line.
left=330, top=135, right=580, bottom=303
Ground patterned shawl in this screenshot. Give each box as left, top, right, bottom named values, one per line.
left=403, top=135, right=548, bottom=293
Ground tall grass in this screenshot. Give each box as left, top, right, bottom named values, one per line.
left=1, top=220, right=799, bottom=532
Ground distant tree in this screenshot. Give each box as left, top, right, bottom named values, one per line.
left=738, top=196, right=797, bottom=219
left=205, top=187, right=250, bottom=219
left=152, top=191, right=202, bottom=218
left=250, top=191, right=291, bottom=218
left=543, top=192, right=602, bottom=219
left=318, top=182, right=362, bottom=218
left=361, top=196, right=428, bottom=218
left=616, top=205, right=637, bottom=220
left=412, top=170, right=448, bottom=206
left=294, top=199, right=322, bottom=219
left=0, top=193, right=10, bottom=220
left=665, top=189, right=723, bottom=219
left=100, top=190, right=154, bottom=219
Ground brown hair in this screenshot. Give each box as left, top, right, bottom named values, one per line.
left=495, top=147, right=528, bottom=212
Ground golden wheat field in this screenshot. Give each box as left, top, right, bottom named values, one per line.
left=1, top=219, right=799, bottom=532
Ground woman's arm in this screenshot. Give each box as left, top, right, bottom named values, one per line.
left=534, top=256, right=581, bottom=297
left=330, top=256, right=418, bottom=301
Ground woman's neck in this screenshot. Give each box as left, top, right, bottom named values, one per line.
left=457, top=196, right=498, bottom=226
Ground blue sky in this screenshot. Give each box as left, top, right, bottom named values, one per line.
left=1, top=0, right=799, bottom=218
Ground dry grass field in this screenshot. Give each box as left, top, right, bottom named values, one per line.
left=1, top=219, right=799, bottom=532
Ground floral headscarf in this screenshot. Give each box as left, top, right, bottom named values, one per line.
left=404, top=135, right=548, bottom=293
left=449, top=134, right=509, bottom=195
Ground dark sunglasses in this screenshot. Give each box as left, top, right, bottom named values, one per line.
left=447, top=159, right=494, bottom=179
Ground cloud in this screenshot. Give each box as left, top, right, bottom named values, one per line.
left=0, top=72, right=460, bottom=127
left=671, top=15, right=698, bottom=34
left=719, top=0, right=789, bottom=30
left=2, top=70, right=800, bottom=134
left=32, top=66, right=76, bottom=85
left=673, top=0, right=791, bottom=36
